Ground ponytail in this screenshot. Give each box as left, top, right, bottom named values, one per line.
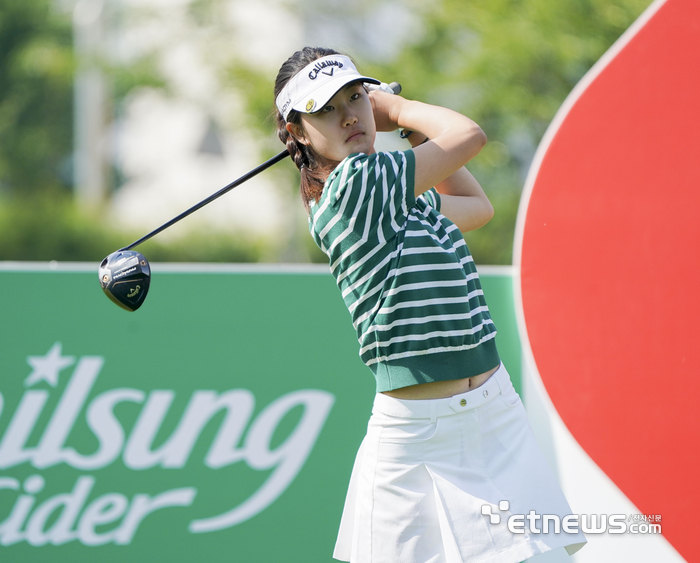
left=274, top=47, right=343, bottom=212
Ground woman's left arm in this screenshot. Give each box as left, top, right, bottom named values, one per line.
left=406, top=134, right=494, bottom=232
left=436, top=168, right=494, bottom=233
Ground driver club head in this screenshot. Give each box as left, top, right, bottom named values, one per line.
left=99, top=250, right=151, bottom=312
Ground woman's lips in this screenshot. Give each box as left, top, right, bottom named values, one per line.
left=346, top=130, right=364, bottom=143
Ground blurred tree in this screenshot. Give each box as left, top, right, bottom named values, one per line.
left=0, top=0, right=74, bottom=193
left=0, top=0, right=164, bottom=196
left=0, top=190, right=267, bottom=262
left=220, top=0, right=653, bottom=264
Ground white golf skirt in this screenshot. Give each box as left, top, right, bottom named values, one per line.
left=334, top=363, right=586, bottom=563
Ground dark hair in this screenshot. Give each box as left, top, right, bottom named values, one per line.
left=274, top=47, right=343, bottom=211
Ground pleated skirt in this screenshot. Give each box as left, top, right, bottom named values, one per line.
left=333, top=363, right=586, bottom=563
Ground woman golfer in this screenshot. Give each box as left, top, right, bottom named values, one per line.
left=274, top=47, right=586, bottom=563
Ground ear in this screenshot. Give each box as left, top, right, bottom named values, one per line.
left=286, top=122, right=309, bottom=145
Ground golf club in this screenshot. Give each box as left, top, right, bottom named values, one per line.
left=98, top=149, right=289, bottom=311
left=99, top=81, right=402, bottom=311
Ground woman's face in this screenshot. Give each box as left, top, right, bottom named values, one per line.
left=289, top=81, right=377, bottom=163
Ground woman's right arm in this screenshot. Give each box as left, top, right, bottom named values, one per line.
left=370, top=91, right=487, bottom=197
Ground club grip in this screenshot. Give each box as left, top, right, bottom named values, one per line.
left=387, top=82, right=402, bottom=95
left=369, top=82, right=402, bottom=95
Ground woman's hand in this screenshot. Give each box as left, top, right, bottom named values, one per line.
left=370, top=86, right=489, bottom=219
left=369, top=89, right=404, bottom=132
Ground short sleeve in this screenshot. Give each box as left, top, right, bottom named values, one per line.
left=310, top=150, right=416, bottom=253
left=417, top=188, right=441, bottom=211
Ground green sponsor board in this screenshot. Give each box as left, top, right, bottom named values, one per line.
left=0, top=263, right=520, bottom=562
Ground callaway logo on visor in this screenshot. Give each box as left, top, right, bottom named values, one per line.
left=276, top=55, right=380, bottom=121
left=307, top=59, right=344, bottom=79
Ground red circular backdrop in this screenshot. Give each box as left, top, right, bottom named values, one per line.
left=517, top=0, right=700, bottom=559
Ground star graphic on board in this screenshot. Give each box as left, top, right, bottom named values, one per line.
left=24, top=342, right=76, bottom=388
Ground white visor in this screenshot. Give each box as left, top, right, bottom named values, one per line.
left=276, top=55, right=380, bottom=121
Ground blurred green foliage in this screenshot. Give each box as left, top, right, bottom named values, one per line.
left=0, top=0, right=166, bottom=194
left=0, top=0, right=74, bottom=193
left=0, top=190, right=267, bottom=262
left=0, top=0, right=171, bottom=263
left=0, top=0, right=653, bottom=264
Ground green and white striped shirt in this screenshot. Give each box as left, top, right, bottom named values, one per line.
left=309, top=150, right=500, bottom=392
